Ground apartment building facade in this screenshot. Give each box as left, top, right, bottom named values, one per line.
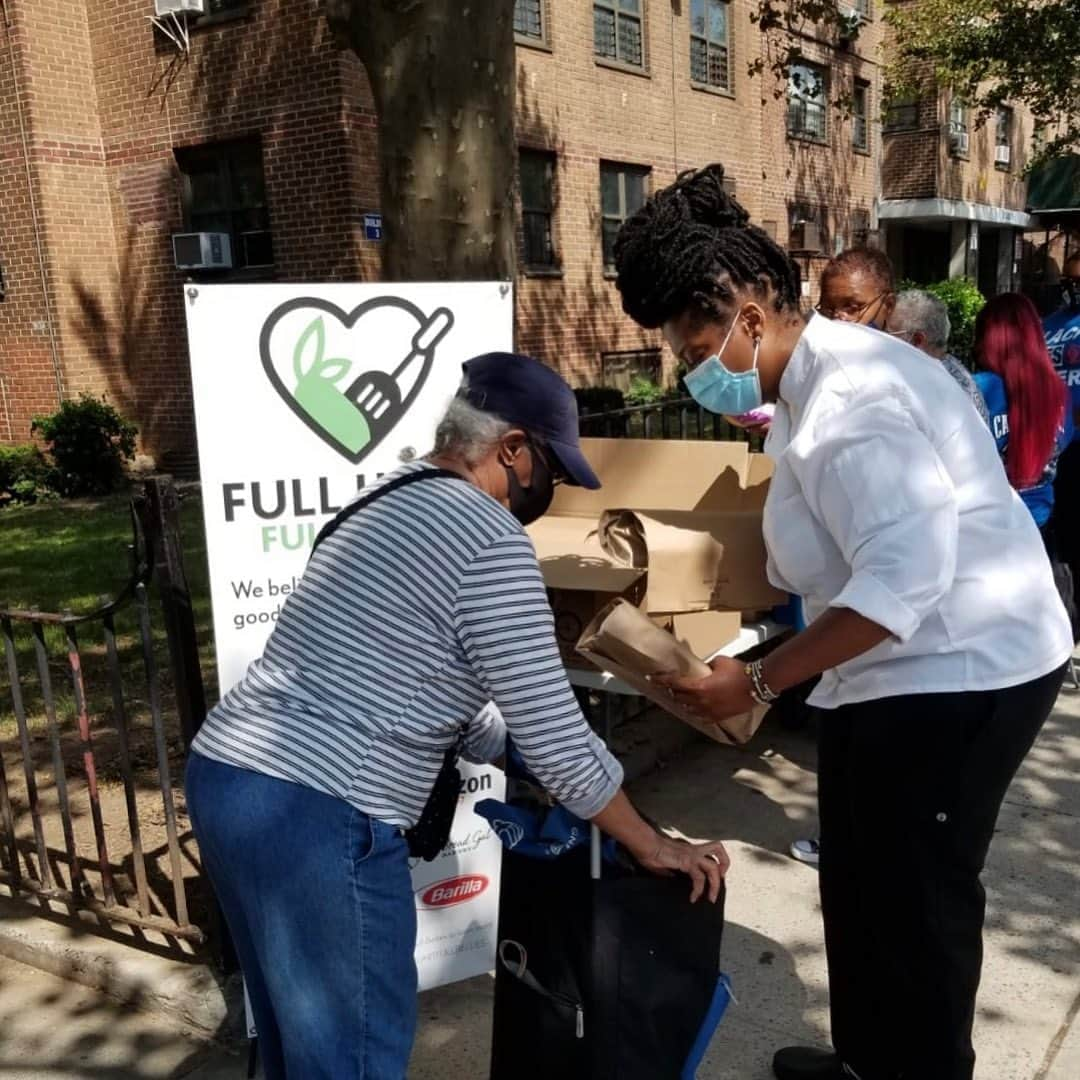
left=0, top=0, right=883, bottom=460
left=513, top=0, right=884, bottom=390
left=878, top=51, right=1036, bottom=297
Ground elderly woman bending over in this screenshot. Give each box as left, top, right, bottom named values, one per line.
left=185, top=351, right=728, bottom=1080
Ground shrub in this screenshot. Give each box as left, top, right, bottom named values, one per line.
left=31, top=395, right=138, bottom=497
left=899, top=277, right=986, bottom=363
left=624, top=375, right=669, bottom=407
left=0, top=444, right=50, bottom=506
left=574, top=387, right=626, bottom=415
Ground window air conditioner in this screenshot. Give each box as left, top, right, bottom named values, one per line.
left=949, top=131, right=969, bottom=155
left=173, top=232, right=233, bottom=271
left=995, top=144, right=1012, bottom=166
left=154, top=0, right=206, bottom=16
left=789, top=221, right=822, bottom=254
left=836, top=4, right=863, bottom=40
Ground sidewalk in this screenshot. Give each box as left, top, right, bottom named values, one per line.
left=2, top=689, right=1079, bottom=1079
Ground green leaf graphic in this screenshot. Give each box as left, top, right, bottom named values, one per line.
left=294, top=317, right=325, bottom=383
left=317, top=357, right=351, bottom=383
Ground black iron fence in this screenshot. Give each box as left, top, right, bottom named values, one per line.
left=0, top=480, right=210, bottom=949
left=579, top=396, right=765, bottom=448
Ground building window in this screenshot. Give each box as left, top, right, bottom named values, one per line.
left=948, top=98, right=970, bottom=157
left=851, top=208, right=872, bottom=247
left=788, top=62, right=827, bottom=142
left=690, top=0, right=731, bottom=92
left=175, top=138, right=273, bottom=269
left=601, top=348, right=662, bottom=391
left=884, top=92, right=919, bottom=131
left=852, top=80, right=870, bottom=152
left=514, top=0, right=545, bottom=42
left=851, top=0, right=871, bottom=16
left=788, top=201, right=825, bottom=254
left=995, top=106, right=1013, bottom=169
left=600, top=162, right=649, bottom=269
left=520, top=150, right=557, bottom=270
left=205, top=0, right=247, bottom=14
left=594, top=0, right=644, bottom=70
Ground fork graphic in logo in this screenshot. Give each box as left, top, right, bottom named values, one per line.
left=260, top=296, right=456, bottom=463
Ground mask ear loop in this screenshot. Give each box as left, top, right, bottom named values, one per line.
left=751, top=336, right=761, bottom=372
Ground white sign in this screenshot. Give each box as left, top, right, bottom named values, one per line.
left=186, top=283, right=512, bottom=991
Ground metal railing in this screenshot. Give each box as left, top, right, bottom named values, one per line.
left=0, top=481, right=208, bottom=947
left=579, top=395, right=765, bottom=447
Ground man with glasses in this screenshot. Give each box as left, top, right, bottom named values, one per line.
left=788, top=248, right=903, bottom=869
left=815, top=247, right=897, bottom=329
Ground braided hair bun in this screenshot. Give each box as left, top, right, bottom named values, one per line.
left=614, top=164, right=801, bottom=329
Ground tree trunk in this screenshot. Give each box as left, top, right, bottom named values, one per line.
left=326, top=0, right=517, bottom=281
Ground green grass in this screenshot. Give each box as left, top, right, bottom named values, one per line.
left=0, top=491, right=217, bottom=762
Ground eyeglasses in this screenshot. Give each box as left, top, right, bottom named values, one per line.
left=530, top=440, right=568, bottom=486
left=816, top=291, right=890, bottom=322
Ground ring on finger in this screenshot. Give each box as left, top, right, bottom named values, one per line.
left=704, top=852, right=722, bottom=866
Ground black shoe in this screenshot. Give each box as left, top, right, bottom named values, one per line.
left=773, top=1046, right=847, bottom=1080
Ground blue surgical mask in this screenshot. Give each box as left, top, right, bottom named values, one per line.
left=683, top=315, right=762, bottom=416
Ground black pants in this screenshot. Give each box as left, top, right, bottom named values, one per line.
left=1053, top=439, right=1080, bottom=610
left=817, top=666, right=1065, bottom=1080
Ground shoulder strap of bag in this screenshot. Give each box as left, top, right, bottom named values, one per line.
left=310, top=467, right=464, bottom=556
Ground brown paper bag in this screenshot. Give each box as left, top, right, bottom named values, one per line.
left=597, top=508, right=787, bottom=614
left=576, top=598, right=766, bottom=746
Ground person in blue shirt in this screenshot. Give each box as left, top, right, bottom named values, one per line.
left=1044, top=253, right=1080, bottom=431
left=1048, top=254, right=1080, bottom=602
left=974, top=292, right=1072, bottom=538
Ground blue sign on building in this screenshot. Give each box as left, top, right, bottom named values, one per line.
left=363, top=213, right=383, bottom=242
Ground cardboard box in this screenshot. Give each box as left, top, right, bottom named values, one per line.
left=529, top=439, right=783, bottom=641
left=658, top=610, right=743, bottom=659
left=548, top=438, right=772, bottom=516
left=598, top=507, right=786, bottom=613
left=549, top=563, right=646, bottom=662
left=525, top=512, right=647, bottom=661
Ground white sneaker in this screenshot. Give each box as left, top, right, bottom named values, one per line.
left=790, top=838, right=820, bottom=866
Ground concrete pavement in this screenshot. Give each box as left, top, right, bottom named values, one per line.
left=2, top=688, right=1078, bottom=1078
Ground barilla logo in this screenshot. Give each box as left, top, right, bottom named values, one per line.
left=417, top=875, right=489, bottom=910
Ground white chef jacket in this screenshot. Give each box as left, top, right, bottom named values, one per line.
left=764, top=313, right=1072, bottom=708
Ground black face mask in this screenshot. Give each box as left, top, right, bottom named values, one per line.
left=505, top=443, right=555, bottom=526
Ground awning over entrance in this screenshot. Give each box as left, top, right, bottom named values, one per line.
left=877, top=197, right=1034, bottom=229
left=1026, top=154, right=1080, bottom=217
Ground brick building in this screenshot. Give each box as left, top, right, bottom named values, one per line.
left=0, top=0, right=883, bottom=460
left=878, top=50, right=1035, bottom=295
left=0, top=0, right=379, bottom=464
left=515, top=0, right=884, bottom=389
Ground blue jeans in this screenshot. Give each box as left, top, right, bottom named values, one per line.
left=185, top=751, right=418, bottom=1079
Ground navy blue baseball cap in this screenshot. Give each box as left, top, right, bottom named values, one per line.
left=461, top=352, right=601, bottom=490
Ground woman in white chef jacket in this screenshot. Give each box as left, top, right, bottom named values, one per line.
left=613, top=164, right=1071, bottom=1080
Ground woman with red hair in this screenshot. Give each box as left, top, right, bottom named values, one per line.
left=974, top=293, right=1073, bottom=537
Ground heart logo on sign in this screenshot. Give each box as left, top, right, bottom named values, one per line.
left=259, top=296, right=455, bottom=463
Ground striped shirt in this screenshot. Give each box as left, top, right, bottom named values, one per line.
left=192, top=462, right=622, bottom=827
left=942, top=353, right=991, bottom=427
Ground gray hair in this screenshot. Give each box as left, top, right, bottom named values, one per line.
left=431, top=393, right=512, bottom=466
left=891, top=290, right=951, bottom=350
